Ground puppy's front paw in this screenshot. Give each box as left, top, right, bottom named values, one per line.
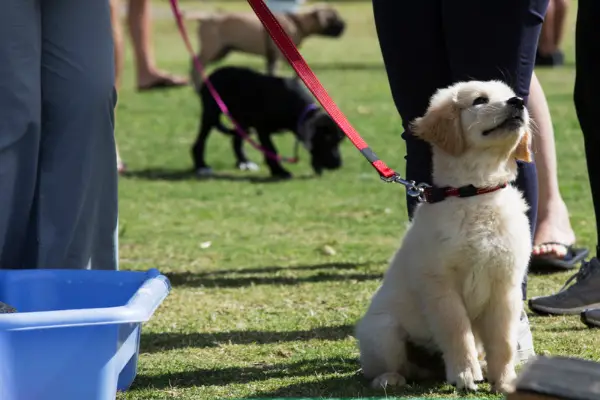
left=237, top=161, right=259, bottom=171
left=450, top=369, right=478, bottom=392
left=371, top=372, right=406, bottom=389
left=491, top=369, right=517, bottom=394
left=196, top=167, right=213, bottom=177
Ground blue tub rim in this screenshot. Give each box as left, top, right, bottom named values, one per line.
left=0, top=268, right=171, bottom=331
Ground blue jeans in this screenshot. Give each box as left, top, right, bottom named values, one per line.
left=0, top=0, right=118, bottom=270
left=372, top=0, right=549, bottom=298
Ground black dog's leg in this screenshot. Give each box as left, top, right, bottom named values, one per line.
left=192, top=110, right=215, bottom=176
left=265, top=39, right=278, bottom=76
left=257, top=131, right=291, bottom=178
left=232, top=134, right=259, bottom=171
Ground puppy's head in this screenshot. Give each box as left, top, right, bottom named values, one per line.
left=308, top=5, right=346, bottom=38
left=302, top=111, right=345, bottom=175
left=411, top=80, right=531, bottom=163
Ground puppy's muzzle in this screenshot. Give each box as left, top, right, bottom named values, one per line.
left=507, top=96, right=525, bottom=110
left=482, top=97, right=526, bottom=135
left=322, top=21, right=345, bottom=37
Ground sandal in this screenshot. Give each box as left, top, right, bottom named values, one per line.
left=529, top=241, right=589, bottom=273
left=137, top=75, right=188, bottom=92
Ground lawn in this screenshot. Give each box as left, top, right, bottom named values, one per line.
left=116, top=1, right=599, bottom=399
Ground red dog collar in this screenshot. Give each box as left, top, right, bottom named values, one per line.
left=422, top=183, right=508, bottom=204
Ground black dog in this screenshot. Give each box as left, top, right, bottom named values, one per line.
left=192, top=66, right=345, bottom=179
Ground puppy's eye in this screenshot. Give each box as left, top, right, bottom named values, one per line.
left=472, top=96, right=489, bottom=106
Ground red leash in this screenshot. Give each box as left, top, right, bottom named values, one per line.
left=169, top=0, right=428, bottom=197
left=168, top=0, right=298, bottom=164
left=245, top=0, right=398, bottom=180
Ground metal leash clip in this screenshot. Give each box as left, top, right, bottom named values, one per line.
left=381, top=174, right=431, bottom=202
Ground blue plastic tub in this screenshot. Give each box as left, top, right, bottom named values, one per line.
left=0, top=268, right=171, bottom=400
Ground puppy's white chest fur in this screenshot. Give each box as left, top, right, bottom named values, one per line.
left=409, top=187, right=531, bottom=318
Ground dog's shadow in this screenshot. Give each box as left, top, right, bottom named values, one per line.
left=140, top=324, right=355, bottom=353
left=122, top=167, right=315, bottom=184
left=165, top=261, right=383, bottom=289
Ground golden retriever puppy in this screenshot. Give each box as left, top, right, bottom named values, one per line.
left=355, top=80, right=533, bottom=394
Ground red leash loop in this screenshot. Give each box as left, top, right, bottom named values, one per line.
left=245, top=0, right=397, bottom=180
left=168, top=0, right=298, bottom=164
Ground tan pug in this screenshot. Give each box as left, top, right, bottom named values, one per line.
left=185, top=4, right=345, bottom=78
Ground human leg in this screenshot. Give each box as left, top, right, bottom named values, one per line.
left=536, top=0, right=568, bottom=66
left=38, top=0, right=118, bottom=269
left=371, top=0, right=546, bottom=363
left=528, top=72, right=588, bottom=272
left=371, top=0, right=450, bottom=218
left=529, top=0, right=600, bottom=318
left=127, top=0, right=187, bottom=90
left=110, top=0, right=126, bottom=174
left=0, top=1, right=41, bottom=269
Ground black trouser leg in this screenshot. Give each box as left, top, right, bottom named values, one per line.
left=574, top=0, right=600, bottom=257
left=372, top=0, right=548, bottom=299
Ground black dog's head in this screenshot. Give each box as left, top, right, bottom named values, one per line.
left=302, top=111, right=345, bottom=175
left=310, top=6, right=346, bottom=38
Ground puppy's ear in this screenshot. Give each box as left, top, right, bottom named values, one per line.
left=410, top=102, right=466, bottom=157
left=513, top=131, right=532, bottom=162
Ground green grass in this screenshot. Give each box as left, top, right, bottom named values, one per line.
left=116, top=1, right=599, bottom=398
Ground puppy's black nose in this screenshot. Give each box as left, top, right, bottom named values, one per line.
left=507, top=96, right=525, bottom=110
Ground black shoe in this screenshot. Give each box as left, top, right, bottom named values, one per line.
left=535, top=50, right=565, bottom=67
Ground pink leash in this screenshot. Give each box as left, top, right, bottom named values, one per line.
left=169, top=0, right=431, bottom=199
left=168, top=0, right=299, bottom=164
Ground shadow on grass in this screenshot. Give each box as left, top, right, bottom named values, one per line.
left=123, top=167, right=315, bottom=183
left=199, top=261, right=374, bottom=276
left=132, top=356, right=455, bottom=398
left=165, top=261, right=383, bottom=289
left=538, top=325, right=589, bottom=333
left=141, top=324, right=354, bottom=353
left=131, top=356, right=360, bottom=389
left=167, top=270, right=381, bottom=288
left=248, top=375, right=460, bottom=399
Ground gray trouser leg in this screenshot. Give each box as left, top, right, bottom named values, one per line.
left=0, top=1, right=42, bottom=268
left=0, top=0, right=118, bottom=270
left=38, top=0, right=118, bottom=270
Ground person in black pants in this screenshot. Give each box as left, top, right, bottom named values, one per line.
left=372, top=0, right=549, bottom=361
left=529, top=0, right=600, bottom=328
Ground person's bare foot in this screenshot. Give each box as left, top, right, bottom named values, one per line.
left=533, top=198, right=576, bottom=258
left=137, top=70, right=188, bottom=91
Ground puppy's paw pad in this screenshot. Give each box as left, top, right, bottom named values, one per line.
left=237, top=161, right=260, bottom=171
left=196, top=167, right=213, bottom=177
left=371, top=372, right=406, bottom=389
